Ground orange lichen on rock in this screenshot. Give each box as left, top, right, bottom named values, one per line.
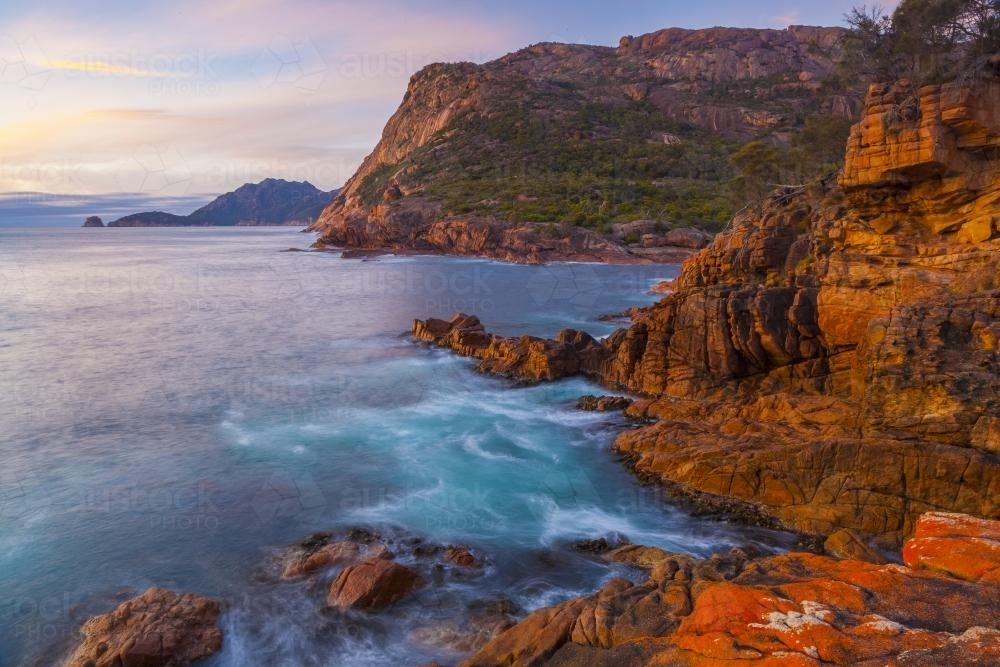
left=461, top=513, right=1000, bottom=666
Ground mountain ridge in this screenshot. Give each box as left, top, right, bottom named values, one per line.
left=99, top=179, right=338, bottom=227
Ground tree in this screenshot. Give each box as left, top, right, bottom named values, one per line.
left=842, top=0, right=1000, bottom=85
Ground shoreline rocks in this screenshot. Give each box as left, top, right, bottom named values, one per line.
left=65, top=588, right=222, bottom=667
left=461, top=512, right=1000, bottom=666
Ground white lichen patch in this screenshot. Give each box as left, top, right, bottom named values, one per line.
left=750, top=601, right=833, bottom=632
left=857, top=615, right=906, bottom=635
left=955, top=626, right=1000, bottom=643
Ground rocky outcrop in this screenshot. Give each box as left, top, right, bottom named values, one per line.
left=108, top=179, right=337, bottom=227
left=413, top=314, right=605, bottom=382
left=82, top=216, right=104, bottom=227
left=65, top=588, right=222, bottom=667
left=415, top=74, right=1000, bottom=547
left=461, top=512, right=1000, bottom=666
left=312, top=26, right=852, bottom=261
left=318, top=207, right=644, bottom=264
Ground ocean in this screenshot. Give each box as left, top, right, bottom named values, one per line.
left=0, top=227, right=792, bottom=665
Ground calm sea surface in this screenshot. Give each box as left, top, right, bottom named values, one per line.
left=0, top=228, right=792, bottom=665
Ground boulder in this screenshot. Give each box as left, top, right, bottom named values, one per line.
left=327, top=558, right=423, bottom=611
left=65, top=588, right=222, bottom=667
left=663, top=227, right=713, bottom=249
left=903, top=512, right=1000, bottom=583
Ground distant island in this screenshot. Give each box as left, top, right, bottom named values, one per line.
left=85, top=179, right=338, bottom=227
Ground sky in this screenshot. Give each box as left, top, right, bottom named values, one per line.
left=0, top=0, right=899, bottom=218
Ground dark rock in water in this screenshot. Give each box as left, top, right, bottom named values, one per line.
left=572, top=535, right=630, bottom=554
left=410, top=598, right=517, bottom=653
left=65, top=587, right=222, bottom=667
left=326, top=558, right=423, bottom=611
left=576, top=395, right=633, bottom=412
left=444, top=546, right=482, bottom=568
left=82, top=216, right=104, bottom=227
left=413, top=313, right=604, bottom=384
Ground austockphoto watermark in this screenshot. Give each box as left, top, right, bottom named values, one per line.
left=345, top=264, right=497, bottom=298
left=61, top=49, right=218, bottom=78
left=1, top=593, right=77, bottom=642
left=204, top=157, right=357, bottom=192
left=335, top=47, right=497, bottom=79
left=61, top=481, right=222, bottom=531
left=0, top=159, right=85, bottom=192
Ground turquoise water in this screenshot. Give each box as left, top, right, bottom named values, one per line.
left=0, top=228, right=792, bottom=665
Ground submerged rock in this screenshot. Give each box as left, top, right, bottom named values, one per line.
left=282, top=540, right=361, bottom=579
left=65, top=588, right=222, bottom=667
left=443, top=546, right=482, bottom=568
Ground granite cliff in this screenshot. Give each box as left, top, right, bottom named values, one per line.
left=312, top=25, right=855, bottom=261
left=415, top=71, right=1000, bottom=548
left=106, top=179, right=337, bottom=227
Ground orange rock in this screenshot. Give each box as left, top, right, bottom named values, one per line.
left=327, top=558, right=422, bottom=611
left=65, top=588, right=222, bottom=667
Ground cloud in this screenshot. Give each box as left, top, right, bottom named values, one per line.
left=0, top=0, right=527, bottom=196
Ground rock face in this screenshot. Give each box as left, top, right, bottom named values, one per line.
left=311, top=26, right=852, bottom=261
left=416, top=74, right=1000, bottom=547
left=108, top=179, right=337, bottom=227
left=65, top=588, right=222, bottom=667
left=461, top=512, right=1000, bottom=666
left=82, top=216, right=104, bottom=227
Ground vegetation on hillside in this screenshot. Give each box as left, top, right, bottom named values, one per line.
left=357, top=92, right=856, bottom=234
left=840, top=0, right=1000, bottom=88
